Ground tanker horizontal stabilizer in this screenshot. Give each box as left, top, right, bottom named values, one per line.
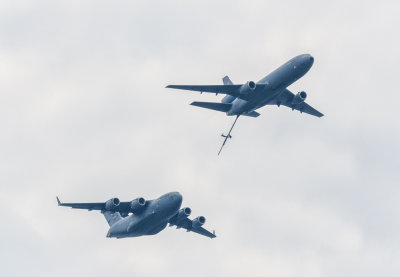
left=242, top=111, right=260, bottom=117
left=190, top=101, right=232, bottom=113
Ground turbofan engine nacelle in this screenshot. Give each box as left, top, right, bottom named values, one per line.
left=178, top=207, right=192, bottom=219
left=130, top=197, right=146, bottom=212
left=105, top=198, right=120, bottom=211
left=292, top=91, right=307, bottom=105
left=192, top=216, right=206, bottom=228
left=239, top=81, right=256, bottom=94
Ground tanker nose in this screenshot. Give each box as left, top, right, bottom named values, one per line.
left=302, top=54, right=314, bottom=68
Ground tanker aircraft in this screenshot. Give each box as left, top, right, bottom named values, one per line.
left=166, top=54, right=323, bottom=154
left=57, top=192, right=216, bottom=239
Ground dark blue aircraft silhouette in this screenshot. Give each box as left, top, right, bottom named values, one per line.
left=57, top=192, right=216, bottom=239
left=167, top=54, right=323, bottom=154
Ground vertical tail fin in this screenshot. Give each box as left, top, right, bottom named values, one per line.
left=222, top=76, right=233, bottom=85
left=222, top=76, right=236, bottom=104
left=102, top=211, right=122, bottom=226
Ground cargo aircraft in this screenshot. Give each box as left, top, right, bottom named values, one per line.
left=57, top=192, right=216, bottom=239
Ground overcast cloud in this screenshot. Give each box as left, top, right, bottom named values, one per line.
left=1, top=0, right=400, bottom=276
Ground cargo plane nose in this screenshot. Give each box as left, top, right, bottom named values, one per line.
left=171, top=192, right=182, bottom=207
left=159, top=192, right=182, bottom=216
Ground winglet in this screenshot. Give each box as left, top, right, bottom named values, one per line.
left=212, top=230, right=216, bottom=238
left=56, top=196, right=61, bottom=206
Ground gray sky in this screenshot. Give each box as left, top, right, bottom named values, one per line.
left=1, top=0, right=400, bottom=276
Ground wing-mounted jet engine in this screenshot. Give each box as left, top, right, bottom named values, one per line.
left=105, top=198, right=120, bottom=211
left=130, top=197, right=146, bottom=213
left=177, top=207, right=192, bottom=219
left=239, top=81, right=256, bottom=95
left=292, top=91, right=307, bottom=105
left=192, top=216, right=206, bottom=228
left=169, top=207, right=192, bottom=227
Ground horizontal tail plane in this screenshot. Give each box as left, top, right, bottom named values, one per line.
left=190, top=101, right=260, bottom=117
left=190, top=101, right=232, bottom=113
